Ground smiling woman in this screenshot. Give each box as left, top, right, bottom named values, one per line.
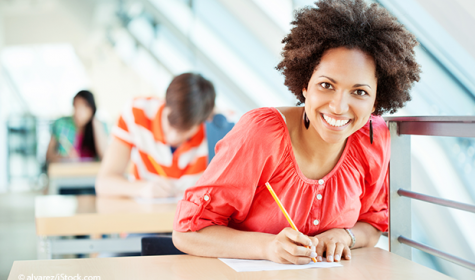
left=172, top=0, right=421, bottom=266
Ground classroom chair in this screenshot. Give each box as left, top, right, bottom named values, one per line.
left=205, top=113, right=234, bottom=163
left=141, top=236, right=185, bottom=256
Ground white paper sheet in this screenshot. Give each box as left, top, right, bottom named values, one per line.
left=219, top=258, right=342, bottom=272
left=134, top=197, right=181, bottom=204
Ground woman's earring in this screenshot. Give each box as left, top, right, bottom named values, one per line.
left=369, top=115, right=373, bottom=144
left=304, top=111, right=310, bottom=130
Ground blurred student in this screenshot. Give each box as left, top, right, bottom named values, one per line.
left=46, top=90, right=108, bottom=162
left=96, top=73, right=216, bottom=199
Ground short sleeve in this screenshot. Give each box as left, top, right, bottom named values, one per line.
left=112, top=102, right=134, bottom=148
left=51, top=117, right=69, bottom=140
left=50, top=117, right=76, bottom=156
left=51, top=119, right=60, bottom=139
left=173, top=108, right=287, bottom=232
left=357, top=116, right=390, bottom=232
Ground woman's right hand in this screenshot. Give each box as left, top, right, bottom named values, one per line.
left=266, top=227, right=318, bottom=265
left=138, top=178, right=175, bottom=199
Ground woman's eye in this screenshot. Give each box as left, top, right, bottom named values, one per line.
left=320, top=82, right=333, bottom=89
left=354, top=89, right=368, bottom=96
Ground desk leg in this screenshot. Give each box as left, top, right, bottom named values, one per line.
left=37, top=236, right=52, bottom=259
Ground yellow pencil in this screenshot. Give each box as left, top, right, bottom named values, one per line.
left=147, top=155, right=168, bottom=178
left=265, top=182, right=317, bottom=263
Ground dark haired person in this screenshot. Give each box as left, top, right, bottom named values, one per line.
left=96, top=73, right=216, bottom=199
left=172, top=0, right=421, bottom=265
left=46, top=90, right=108, bottom=162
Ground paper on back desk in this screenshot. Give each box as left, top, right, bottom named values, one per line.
left=219, top=258, right=342, bottom=272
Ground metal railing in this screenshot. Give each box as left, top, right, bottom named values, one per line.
left=385, top=116, right=475, bottom=271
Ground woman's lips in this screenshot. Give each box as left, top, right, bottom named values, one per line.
left=321, top=113, right=352, bottom=128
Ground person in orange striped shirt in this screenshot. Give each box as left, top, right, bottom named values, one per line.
left=96, top=73, right=216, bottom=199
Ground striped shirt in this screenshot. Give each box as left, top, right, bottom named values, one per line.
left=112, top=97, right=208, bottom=195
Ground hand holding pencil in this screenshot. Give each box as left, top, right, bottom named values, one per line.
left=265, top=182, right=318, bottom=264
left=137, top=155, right=175, bottom=199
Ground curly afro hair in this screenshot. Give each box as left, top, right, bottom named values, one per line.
left=276, top=0, right=421, bottom=115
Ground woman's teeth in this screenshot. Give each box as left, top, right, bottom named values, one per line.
left=323, top=114, right=350, bottom=127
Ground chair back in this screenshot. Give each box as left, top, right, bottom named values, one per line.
left=205, top=114, right=234, bottom=163
left=141, top=236, right=185, bottom=256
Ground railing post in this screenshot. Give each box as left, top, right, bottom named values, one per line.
left=388, top=121, right=412, bottom=259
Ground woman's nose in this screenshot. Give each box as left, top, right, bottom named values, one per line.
left=329, top=91, right=349, bottom=114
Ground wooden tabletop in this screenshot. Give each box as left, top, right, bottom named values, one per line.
left=35, top=195, right=177, bottom=236
left=8, top=248, right=454, bottom=280
left=47, top=161, right=102, bottom=178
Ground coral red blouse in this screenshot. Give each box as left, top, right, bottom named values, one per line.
left=173, top=107, right=390, bottom=235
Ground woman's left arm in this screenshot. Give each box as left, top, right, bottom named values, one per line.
left=92, top=118, right=108, bottom=159
left=313, top=222, right=381, bottom=262
left=350, top=221, right=382, bottom=248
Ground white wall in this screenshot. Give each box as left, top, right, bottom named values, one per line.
left=0, top=96, right=7, bottom=193
left=0, top=10, right=7, bottom=193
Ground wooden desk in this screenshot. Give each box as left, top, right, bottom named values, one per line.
left=47, top=161, right=102, bottom=194
left=8, top=248, right=454, bottom=280
left=35, top=195, right=177, bottom=259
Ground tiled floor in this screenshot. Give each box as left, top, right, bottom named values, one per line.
left=0, top=191, right=39, bottom=280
